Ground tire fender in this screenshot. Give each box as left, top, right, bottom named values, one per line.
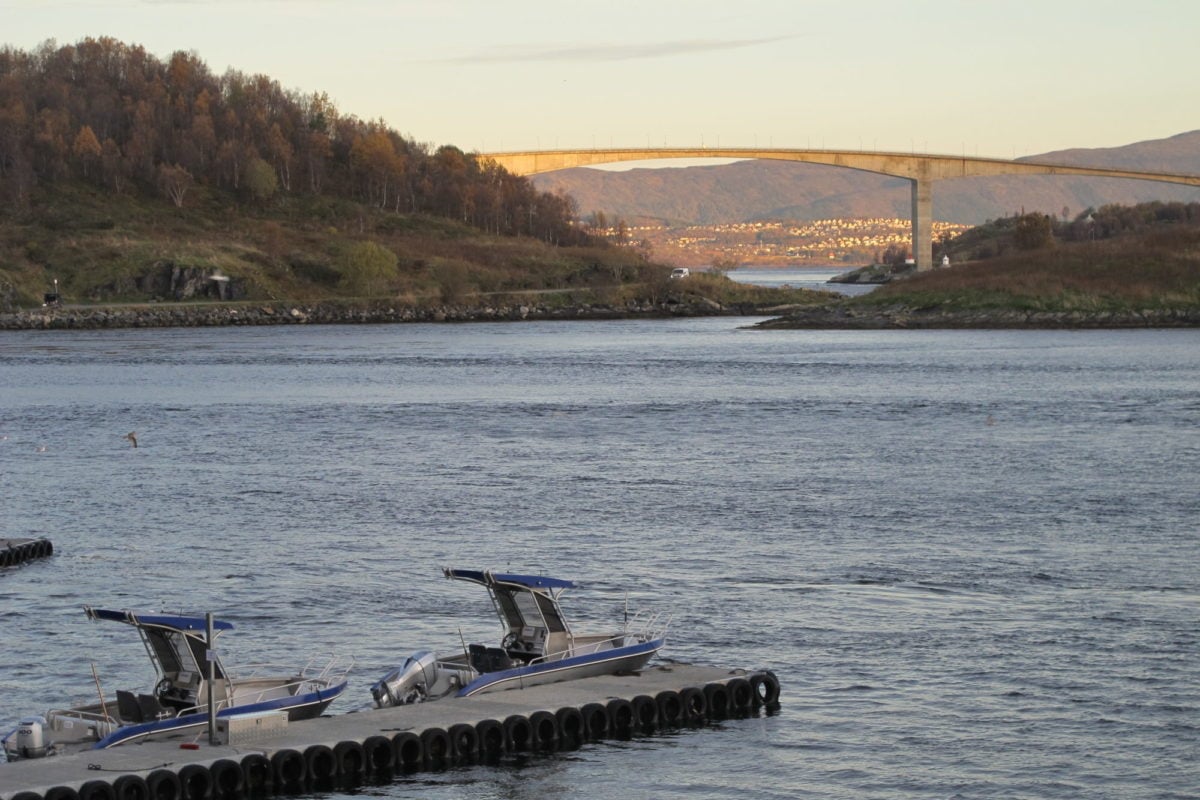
left=391, top=731, right=422, bottom=770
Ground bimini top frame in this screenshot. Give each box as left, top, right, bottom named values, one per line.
left=442, top=568, right=575, bottom=645
left=83, top=606, right=232, bottom=681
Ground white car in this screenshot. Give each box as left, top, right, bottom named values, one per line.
left=669, top=268, right=690, bottom=280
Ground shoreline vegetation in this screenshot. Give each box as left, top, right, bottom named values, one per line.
left=2, top=39, right=1198, bottom=332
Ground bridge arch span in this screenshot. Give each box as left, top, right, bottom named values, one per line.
left=482, top=148, right=1200, bottom=270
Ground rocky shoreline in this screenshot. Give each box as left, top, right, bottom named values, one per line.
left=5, top=299, right=1199, bottom=331
left=754, top=305, right=1200, bottom=329
left=0, top=297, right=763, bottom=330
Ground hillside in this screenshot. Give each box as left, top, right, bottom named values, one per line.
left=0, top=38, right=832, bottom=315
left=532, top=132, right=1200, bottom=226
left=757, top=209, right=1200, bottom=329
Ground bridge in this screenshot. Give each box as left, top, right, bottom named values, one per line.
left=482, top=148, right=1200, bottom=270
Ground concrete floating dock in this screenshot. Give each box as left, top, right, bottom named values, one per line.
left=0, top=664, right=780, bottom=800
left=0, top=539, right=53, bottom=569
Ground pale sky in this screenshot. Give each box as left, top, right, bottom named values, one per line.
left=3, top=0, right=1198, bottom=161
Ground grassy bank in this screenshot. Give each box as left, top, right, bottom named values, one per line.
left=857, top=226, right=1200, bottom=313
left=0, top=181, right=831, bottom=313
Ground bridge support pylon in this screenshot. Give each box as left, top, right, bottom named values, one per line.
left=910, top=176, right=933, bottom=272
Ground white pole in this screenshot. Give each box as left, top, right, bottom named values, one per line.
left=206, top=612, right=217, bottom=744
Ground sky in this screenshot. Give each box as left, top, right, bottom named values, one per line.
left=3, top=0, right=1198, bottom=164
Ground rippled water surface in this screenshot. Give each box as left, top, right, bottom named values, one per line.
left=2, top=320, right=1198, bottom=799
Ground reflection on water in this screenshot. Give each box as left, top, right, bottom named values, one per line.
left=725, top=266, right=877, bottom=295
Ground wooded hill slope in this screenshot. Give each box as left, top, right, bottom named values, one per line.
left=0, top=38, right=684, bottom=309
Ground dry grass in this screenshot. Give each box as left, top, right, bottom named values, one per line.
left=861, top=227, right=1200, bottom=311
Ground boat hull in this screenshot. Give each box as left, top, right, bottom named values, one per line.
left=94, top=681, right=347, bottom=749
left=457, top=638, right=664, bottom=698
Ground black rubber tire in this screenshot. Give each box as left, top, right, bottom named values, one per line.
left=0, top=549, right=11, bottom=567
left=11, top=792, right=47, bottom=800
left=112, top=776, right=148, bottom=800
left=420, top=727, right=451, bottom=768
left=503, top=714, right=532, bottom=752
left=528, top=710, right=558, bottom=749
left=44, top=788, right=80, bottom=800
left=304, top=744, right=337, bottom=781
left=679, top=686, right=707, bottom=722
left=330, top=740, right=364, bottom=778
left=178, top=764, right=212, bottom=800
left=146, top=770, right=182, bottom=800
left=392, top=731, right=422, bottom=770
left=555, top=706, right=585, bottom=746
left=580, top=702, right=609, bottom=739
left=605, top=697, right=634, bottom=734
left=476, top=718, right=505, bottom=758
left=728, top=677, right=754, bottom=712
left=631, top=694, right=658, bottom=729
left=704, top=682, right=731, bottom=718
left=448, top=723, right=479, bottom=762
left=78, top=781, right=116, bottom=800
left=750, top=670, right=781, bottom=707
left=362, top=734, right=394, bottom=772
left=655, top=690, right=683, bottom=726
left=240, top=753, right=272, bottom=793
left=270, top=748, right=306, bottom=788
left=209, top=758, right=243, bottom=798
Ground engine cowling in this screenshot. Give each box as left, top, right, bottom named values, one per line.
left=370, top=651, right=439, bottom=708
left=11, top=716, right=48, bottom=759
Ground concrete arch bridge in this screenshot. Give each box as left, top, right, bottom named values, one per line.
left=482, top=148, right=1200, bottom=270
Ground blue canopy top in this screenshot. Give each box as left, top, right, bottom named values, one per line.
left=443, top=568, right=575, bottom=592
left=85, top=607, right=234, bottom=634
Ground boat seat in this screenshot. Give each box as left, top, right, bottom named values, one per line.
left=468, top=643, right=489, bottom=673
left=116, top=690, right=143, bottom=723
left=485, top=647, right=514, bottom=671
left=138, top=693, right=171, bottom=720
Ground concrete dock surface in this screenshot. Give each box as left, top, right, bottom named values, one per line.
left=0, top=664, right=779, bottom=800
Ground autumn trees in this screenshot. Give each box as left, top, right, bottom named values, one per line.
left=0, top=37, right=588, bottom=247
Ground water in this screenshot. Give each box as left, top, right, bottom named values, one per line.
left=727, top=266, right=877, bottom=295
left=2, top=320, right=1198, bottom=799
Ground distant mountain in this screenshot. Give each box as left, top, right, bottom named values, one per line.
left=532, top=131, right=1200, bottom=225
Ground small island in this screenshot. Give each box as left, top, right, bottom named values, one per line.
left=759, top=206, right=1200, bottom=329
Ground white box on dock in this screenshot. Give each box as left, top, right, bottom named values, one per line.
left=215, top=710, right=288, bottom=745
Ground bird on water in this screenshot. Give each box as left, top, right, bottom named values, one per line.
left=125, top=432, right=138, bottom=448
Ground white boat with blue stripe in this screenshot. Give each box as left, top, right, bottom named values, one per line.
left=2, top=607, right=351, bottom=760
left=371, top=568, right=669, bottom=707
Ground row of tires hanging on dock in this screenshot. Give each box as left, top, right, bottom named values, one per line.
left=3, top=673, right=780, bottom=800
left=0, top=540, right=53, bottom=569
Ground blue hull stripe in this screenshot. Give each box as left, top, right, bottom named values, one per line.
left=93, top=681, right=347, bottom=749
left=456, top=639, right=664, bottom=697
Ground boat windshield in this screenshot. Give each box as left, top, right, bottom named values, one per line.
left=495, top=587, right=567, bottom=633
left=144, top=628, right=225, bottom=679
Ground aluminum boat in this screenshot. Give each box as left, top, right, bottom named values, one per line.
left=371, top=568, right=669, bottom=707
left=2, top=607, right=351, bottom=760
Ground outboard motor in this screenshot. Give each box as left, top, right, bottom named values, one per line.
left=371, top=651, right=439, bottom=708
left=12, top=716, right=48, bottom=759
